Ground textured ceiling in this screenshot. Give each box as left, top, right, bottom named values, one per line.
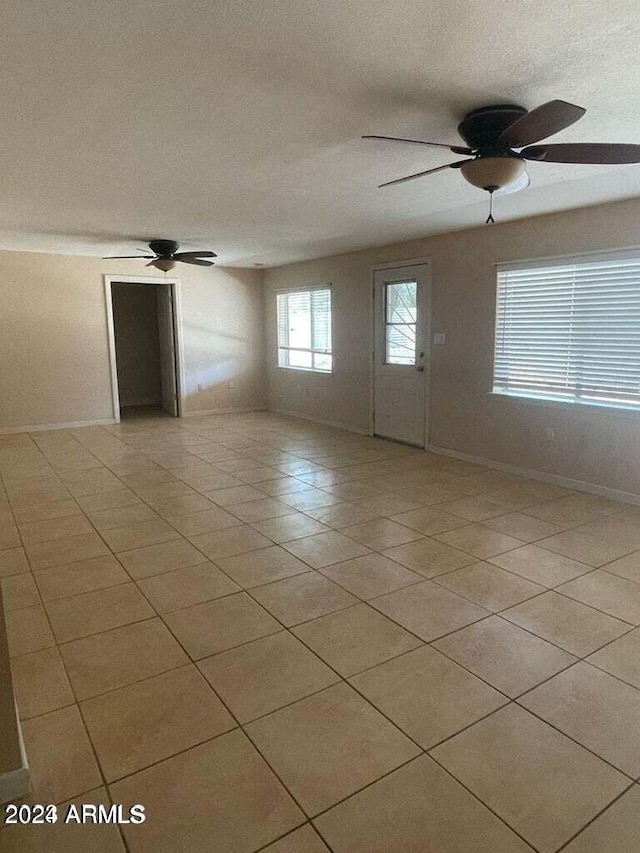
left=2, top=0, right=640, bottom=266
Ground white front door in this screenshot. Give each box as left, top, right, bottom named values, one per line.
left=156, top=284, right=179, bottom=416
left=373, top=264, right=429, bottom=446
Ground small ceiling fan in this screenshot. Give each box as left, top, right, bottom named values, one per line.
left=364, top=100, right=640, bottom=222
left=103, top=239, right=217, bottom=271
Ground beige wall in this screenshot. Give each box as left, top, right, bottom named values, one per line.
left=0, top=251, right=265, bottom=430
left=178, top=265, right=265, bottom=416
left=264, top=198, right=640, bottom=496
left=111, top=284, right=162, bottom=407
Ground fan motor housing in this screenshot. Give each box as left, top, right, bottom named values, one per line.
left=149, top=239, right=180, bottom=257
left=458, top=104, right=527, bottom=150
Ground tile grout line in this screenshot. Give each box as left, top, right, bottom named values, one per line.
left=553, top=778, right=638, bottom=852
left=252, top=821, right=338, bottom=853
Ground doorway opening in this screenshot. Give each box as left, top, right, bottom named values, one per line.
left=104, top=276, right=183, bottom=422
left=372, top=263, right=431, bottom=447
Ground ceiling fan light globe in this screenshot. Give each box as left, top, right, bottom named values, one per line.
left=460, top=157, right=527, bottom=191
left=152, top=258, right=176, bottom=272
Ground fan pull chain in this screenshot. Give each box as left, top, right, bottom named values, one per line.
left=485, top=187, right=497, bottom=224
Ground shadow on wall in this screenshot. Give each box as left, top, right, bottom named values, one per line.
left=180, top=317, right=261, bottom=410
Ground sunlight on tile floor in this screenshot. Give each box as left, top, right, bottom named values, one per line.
left=1, top=411, right=640, bottom=852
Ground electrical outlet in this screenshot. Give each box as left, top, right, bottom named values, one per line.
left=433, top=333, right=446, bottom=346
left=545, top=427, right=556, bottom=440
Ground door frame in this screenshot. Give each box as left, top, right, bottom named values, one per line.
left=103, top=274, right=186, bottom=423
left=369, top=258, right=432, bottom=445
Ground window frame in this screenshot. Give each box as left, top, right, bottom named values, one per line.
left=491, top=249, right=640, bottom=416
left=276, top=284, right=333, bottom=374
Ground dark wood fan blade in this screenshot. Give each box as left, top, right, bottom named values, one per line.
left=363, top=135, right=473, bottom=156
left=379, top=159, right=470, bottom=187
left=521, top=143, right=640, bottom=163
left=499, top=100, right=586, bottom=148
left=177, top=257, right=215, bottom=266
left=102, top=255, right=154, bottom=259
left=173, top=250, right=218, bottom=259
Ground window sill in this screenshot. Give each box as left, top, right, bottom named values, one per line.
left=488, top=391, right=640, bottom=422
left=276, top=366, right=333, bottom=376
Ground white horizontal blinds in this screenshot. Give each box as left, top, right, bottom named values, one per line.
left=276, top=287, right=332, bottom=372
left=385, top=281, right=417, bottom=365
left=494, top=253, right=640, bottom=410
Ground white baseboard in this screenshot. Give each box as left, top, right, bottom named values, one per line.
left=0, top=418, right=117, bottom=436
left=0, top=766, right=30, bottom=805
left=182, top=406, right=265, bottom=418
left=268, top=407, right=371, bottom=436
left=427, top=443, right=640, bottom=506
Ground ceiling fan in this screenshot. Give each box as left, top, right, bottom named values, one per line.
left=103, top=239, right=217, bottom=271
left=364, top=100, right=640, bottom=222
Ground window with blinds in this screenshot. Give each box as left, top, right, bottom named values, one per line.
left=276, top=287, right=332, bottom=373
left=493, top=252, right=640, bottom=411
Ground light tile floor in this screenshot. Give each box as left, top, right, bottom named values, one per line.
left=1, top=411, right=640, bottom=852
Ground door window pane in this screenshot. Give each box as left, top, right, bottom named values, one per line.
left=385, top=282, right=417, bottom=364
